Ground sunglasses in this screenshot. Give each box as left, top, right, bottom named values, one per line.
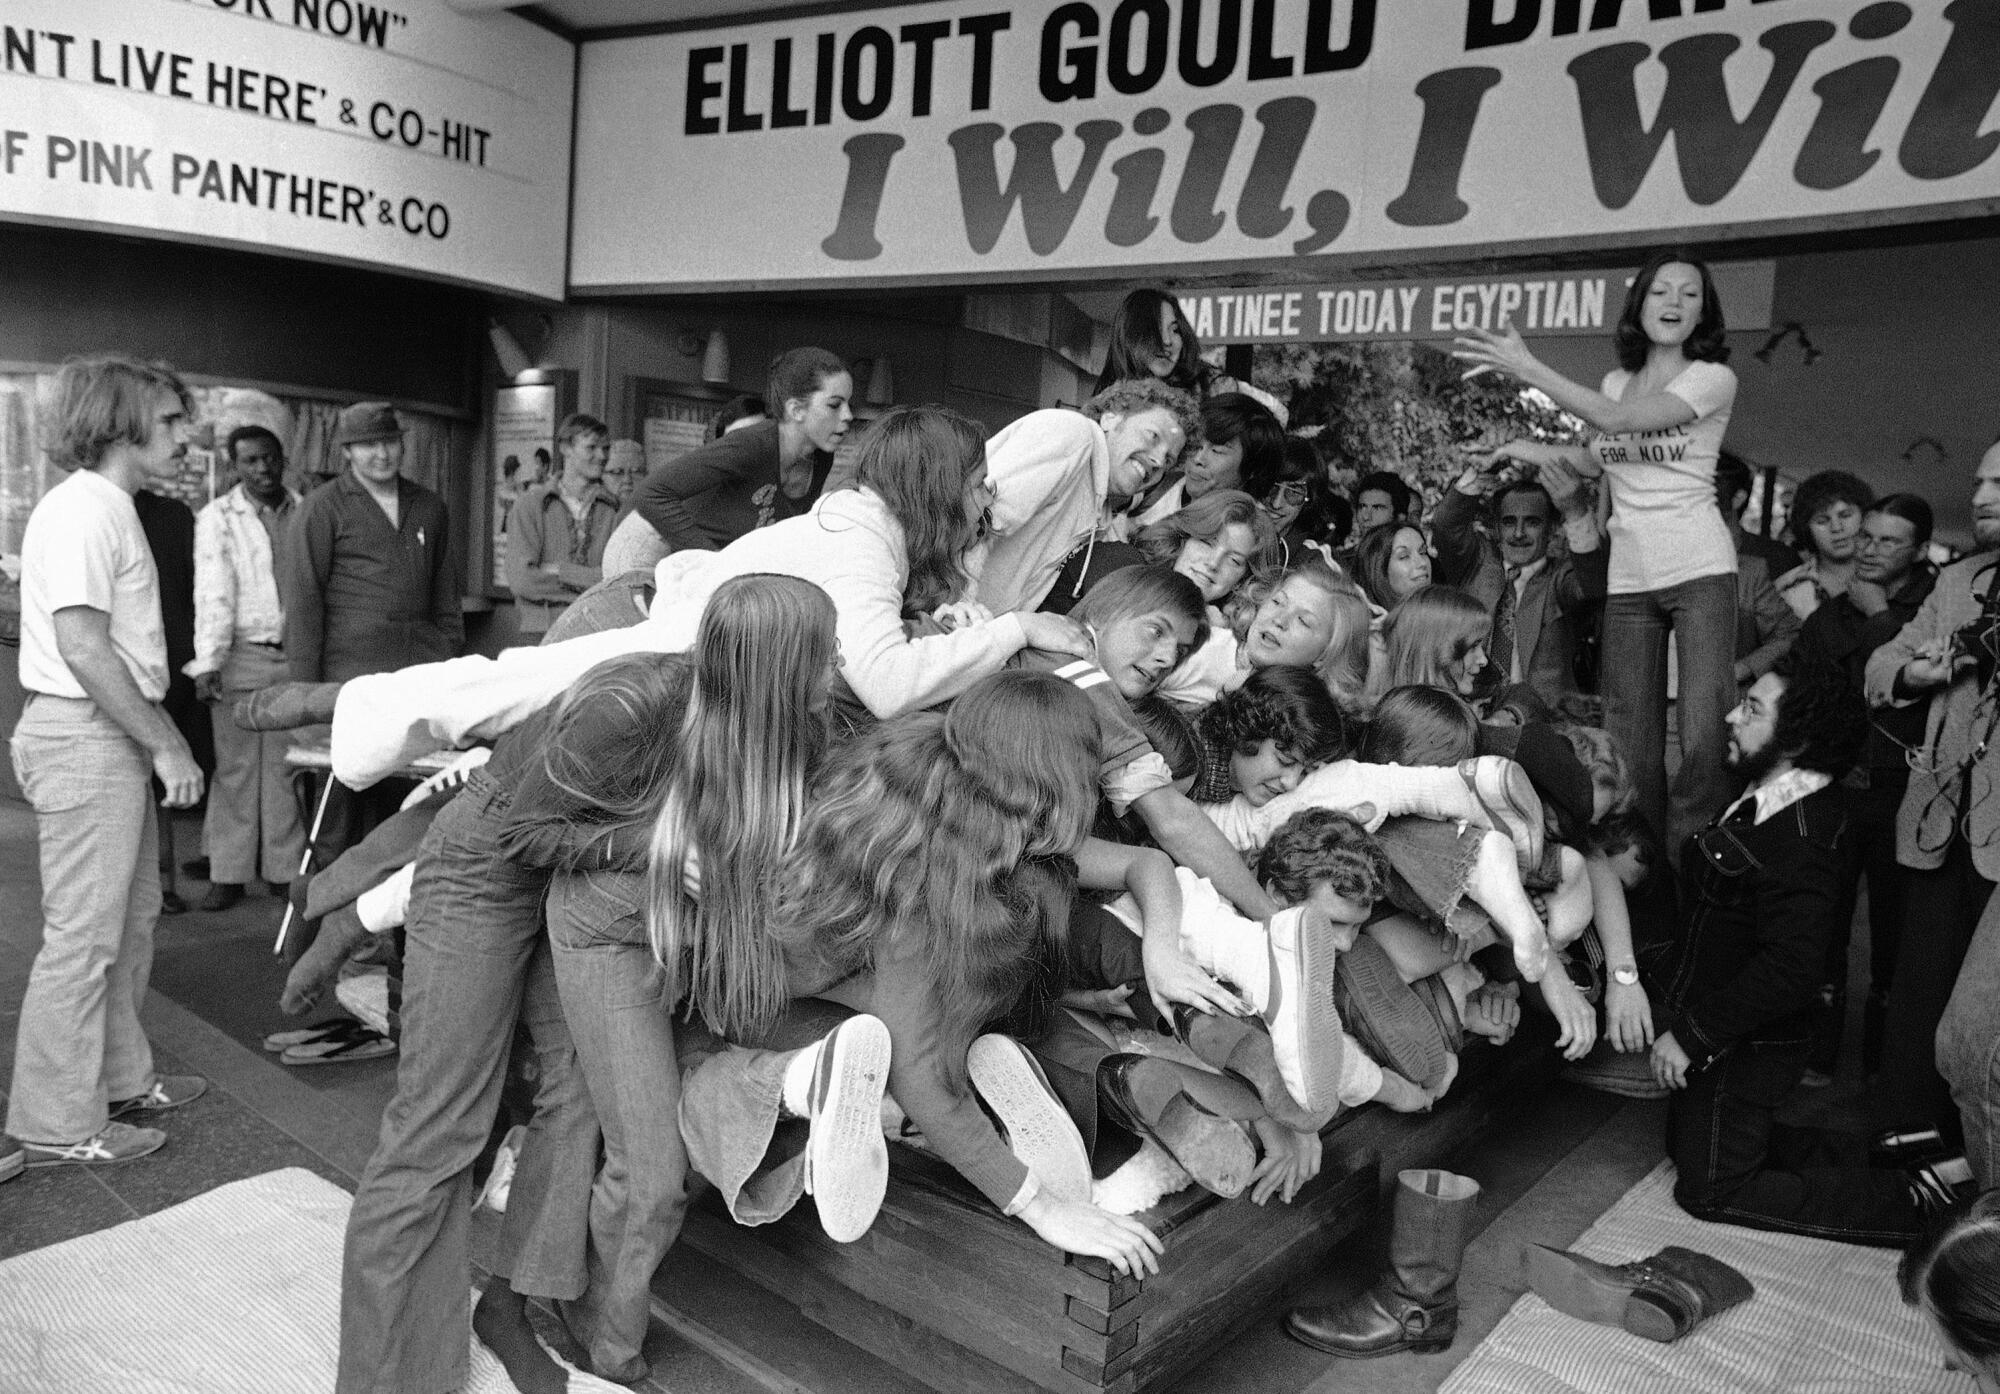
left=1268, top=481, right=1310, bottom=505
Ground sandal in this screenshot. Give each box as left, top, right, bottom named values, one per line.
left=281, top=1028, right=396, bottom=1066
left=262, top=1019, right=369, bottom=1053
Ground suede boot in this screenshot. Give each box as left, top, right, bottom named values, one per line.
left=1284, top=1168, right=1481, bottom=1357
left=1098, top=1054, right=1257, bottom=1198
left=1523, top=1244, right=1754, bottom=1342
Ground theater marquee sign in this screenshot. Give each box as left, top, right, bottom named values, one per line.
left=571, top=0, right=2000, bottom=293
left=0, top=0, right=574, bottom=300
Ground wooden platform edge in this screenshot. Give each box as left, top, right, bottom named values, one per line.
left=661, top=1027, right=1564, bottom=1394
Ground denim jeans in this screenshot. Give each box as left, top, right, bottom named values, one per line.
left=336, top=772, right=581, bottom=1394
left=677, top=1000, right=851, bottom=1227
left=5, top=696, right=161, bottom=1144
left=1940, top=888, right=2000, bottom=1189
left=541, top=871, right=689, bottom=1379
left=1668, top=1037, right=1921, bottom=1248
left=1602, top=573, right=1738, bottom=852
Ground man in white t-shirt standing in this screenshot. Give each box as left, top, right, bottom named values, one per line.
left=5, top=355, right=208, bottom=1173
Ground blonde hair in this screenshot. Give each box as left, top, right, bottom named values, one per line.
left=1241, top=563, right=1376, bottom=715
left=1383, top=585, right=1491, bottom=692
left=649, top=574, right=838, bottom=1039
left=1556, top=722, right=1637, bottom=820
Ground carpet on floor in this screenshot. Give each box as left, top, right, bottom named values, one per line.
left=0, top=1167, right=613, bottom=1393
left=1441, top=1161, right=1959, bottom=1394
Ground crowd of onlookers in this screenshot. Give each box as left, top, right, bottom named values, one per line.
left=8, top=255, right=2000, bottom=1393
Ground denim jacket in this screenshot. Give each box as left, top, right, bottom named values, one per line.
left=1656, top=783, right=1847, bottom=1069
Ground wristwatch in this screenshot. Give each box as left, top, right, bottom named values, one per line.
left=1610, top=965, right=1641, bottom=987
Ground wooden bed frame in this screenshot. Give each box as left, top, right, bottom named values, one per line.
left=669, top=1026, right=1561, bottom=1394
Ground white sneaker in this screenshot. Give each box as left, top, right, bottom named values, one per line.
left=967, top=1035, right=1091, bottom=1205
left=802, top=1015, right=893, bottom=1243
left=477, top=1123, right=526, bottom=1213
left=1263, top=906, right=1344, bottom=1117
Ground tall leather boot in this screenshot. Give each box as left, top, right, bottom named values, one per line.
left=1283, top=1168, right=1482, bottom=1357
left=1523, top=1244, right=1754, bottom=1342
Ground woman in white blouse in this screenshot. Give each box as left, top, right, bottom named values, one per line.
left=1454, top=251, right=1740, bottom=854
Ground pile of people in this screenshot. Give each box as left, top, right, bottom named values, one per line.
left=7, top=252, right=2000, bottom=1392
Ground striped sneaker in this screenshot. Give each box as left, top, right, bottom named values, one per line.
left=801, top=1015, right=893, bottom=1243
left=109, top=1074, right=208, bottom=1118
left=22, top=1122, right=166, bottom=1168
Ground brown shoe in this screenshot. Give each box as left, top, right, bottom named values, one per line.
left=1524, top=1243, right=1754, bottom=1342
left=200, top=882, right=245, bottom=912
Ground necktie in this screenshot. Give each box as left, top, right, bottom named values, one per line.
left=1489, top=566, right=1520, bottom=685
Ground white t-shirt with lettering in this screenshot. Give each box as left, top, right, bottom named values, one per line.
left=18, top=467, right=169, bottom=701
left=1590, top=360, right=1739, bottom=594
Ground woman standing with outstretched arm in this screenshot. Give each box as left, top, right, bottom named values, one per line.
left=1455, top=251, right=1740, bottom=852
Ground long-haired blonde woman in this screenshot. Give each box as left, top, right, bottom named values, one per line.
left=487, top=574, right=839, bottom=1386
left=336, top=574, right=839, bottom=1394
left=1227, top=564, right=1381, bottom=716
left=1382, top=585, right=1493, bottom=701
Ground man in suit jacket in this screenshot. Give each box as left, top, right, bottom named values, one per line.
left=1432, top=460, right=1608, bottom=707
left=1864, top=439, right=2000, bottom=1156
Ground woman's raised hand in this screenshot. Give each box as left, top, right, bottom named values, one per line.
left=1019, top=1192, right=1165, bottom=1277
left=1017, top=610, right=1095, bottom=659
left=1452, top=323, right=1541, bottom=381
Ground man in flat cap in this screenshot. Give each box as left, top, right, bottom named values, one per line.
left=285, top=402, right=461, bottom=684
left=282, top=402, right=461, bottom=852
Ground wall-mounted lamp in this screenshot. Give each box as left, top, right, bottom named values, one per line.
left=700, top=330, right=731, bottom=386
left=487, top=320, right=532, bottom=379
left=672, top=328, right=734, bottom=385
left=866, top=355, right=895, bottom=408
left=1753, top=321, right=1822, bottom=367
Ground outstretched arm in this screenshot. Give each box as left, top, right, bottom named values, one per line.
left=1453, top=325, right=1700, bottom=436
left=1075, top=838, right=1240, bottom=1017
left=1133, top=786, right=1281, bottom=919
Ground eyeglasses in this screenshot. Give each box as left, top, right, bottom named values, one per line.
left=1269, top=481, right=1310, bottom=504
